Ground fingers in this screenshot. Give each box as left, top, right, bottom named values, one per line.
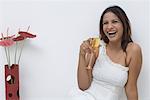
left=80, top=38, right=96, bottom=56
left=80, top=40, right=91, bottom=53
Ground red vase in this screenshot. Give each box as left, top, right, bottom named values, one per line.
left=5, top=64, right=20, bottom=100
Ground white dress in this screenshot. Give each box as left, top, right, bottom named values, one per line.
left=71, top=40, right=129, bottom=100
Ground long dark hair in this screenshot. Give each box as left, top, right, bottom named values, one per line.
left=99, top=5, right=133, bottom=51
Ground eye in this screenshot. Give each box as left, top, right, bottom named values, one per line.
left=112, top=20, right=119, bottom=23
left=103, top=22, right=108, bottom=25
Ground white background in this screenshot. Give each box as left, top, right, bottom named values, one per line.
left=0, top=0, right=150, bottom=100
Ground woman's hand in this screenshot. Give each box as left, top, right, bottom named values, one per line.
left=80, top=38, right=97, bottom=67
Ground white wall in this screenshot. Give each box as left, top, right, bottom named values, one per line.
left=0, top=0, right=149, bottom=100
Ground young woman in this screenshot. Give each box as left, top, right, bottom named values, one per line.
left=77, top=5, right=142, bottom=100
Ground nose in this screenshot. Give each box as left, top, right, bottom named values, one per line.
left=107, top=23, right=114, bottom=30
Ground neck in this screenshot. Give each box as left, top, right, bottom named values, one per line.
left=107, top=41, right=122, bottom=52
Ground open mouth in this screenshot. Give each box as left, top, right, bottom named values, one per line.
left=108, top=32, right=116, bottom=35
left=106, top=32, right=117, bottom=38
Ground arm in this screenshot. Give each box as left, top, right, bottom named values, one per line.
left=125, top=43, right=142, bottom=100
left=77, top=53, right=93, bottom=90
left=77, top=39, right=96, bottom=91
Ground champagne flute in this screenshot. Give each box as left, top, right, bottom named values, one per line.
left=86, top=36, right=100, bottom=70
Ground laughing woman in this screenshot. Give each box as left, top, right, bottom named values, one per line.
left=77, top=5, right=142, bottom=100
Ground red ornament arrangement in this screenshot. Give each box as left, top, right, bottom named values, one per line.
left=0, top=26, right=36, bottom=100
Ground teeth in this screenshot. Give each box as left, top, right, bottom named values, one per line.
left=108, top=32, right=116, bottom=33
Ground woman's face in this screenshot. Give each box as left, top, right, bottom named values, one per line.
left=102, top=12, right=123, bottom=42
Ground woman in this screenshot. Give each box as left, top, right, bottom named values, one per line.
left=77, top=5, right=142, bottom=100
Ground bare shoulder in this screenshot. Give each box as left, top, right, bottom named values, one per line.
left=127, top=42, right=141, bottom=52
left=126, top=42, right=142, bottom=67
left=126, top=42, right=142, bottom=57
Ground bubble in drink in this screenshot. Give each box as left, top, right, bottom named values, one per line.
left=91, top=37, right=100, bottom=48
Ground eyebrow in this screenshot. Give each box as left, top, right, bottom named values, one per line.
left=103, top=18, right=120, bottom=22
